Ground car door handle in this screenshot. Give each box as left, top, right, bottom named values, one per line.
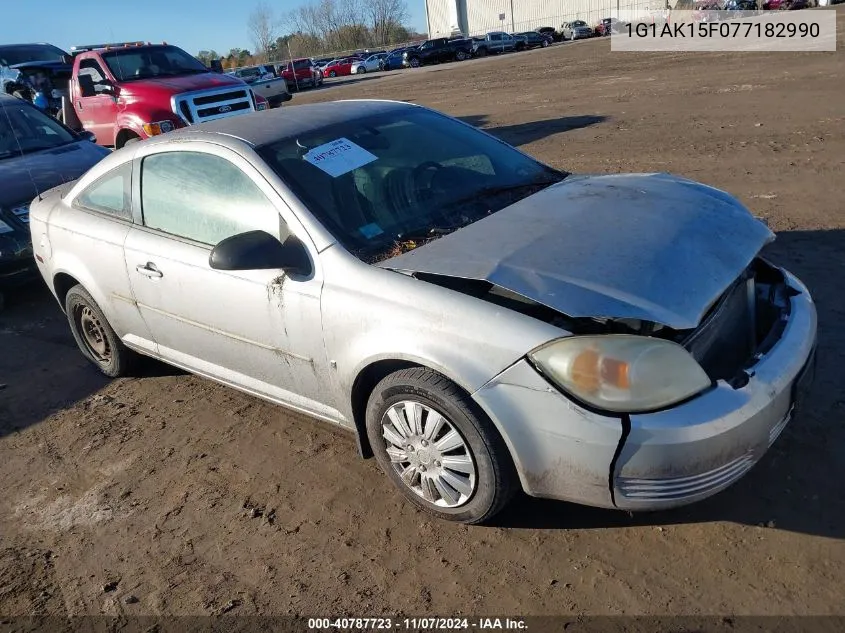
left=135, top=263, right=163, bottom=278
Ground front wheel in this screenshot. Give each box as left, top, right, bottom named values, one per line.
left=366, top=368, right=516, bottom=524
left=65, top=285, right=137, bottom=377
left=356, top=66, right=366, bottom=74
left=455, top=51, right=467, bottom=61
left=542, top=39, right=550, bottom=47
left=409, top=58, right=421, bottom=68
left=329, top=70, right=337, bottom=77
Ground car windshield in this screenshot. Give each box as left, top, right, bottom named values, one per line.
left=258, top=108, right=568, bottom=262
left=0, top=101, right=77, bottom=160
left=573, top=21, right=588, bottom=27
left=102, top=45, right=208, bottom=81
left=293, top=59, right=311, bottom=70
left=0, top=44, right=68, bottom=66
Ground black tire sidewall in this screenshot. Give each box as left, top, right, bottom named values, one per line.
left=65, top=285, right=127, bottom=377
left=366, top=371, right=506, bottom=523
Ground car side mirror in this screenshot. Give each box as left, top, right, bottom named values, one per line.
left=209, top=230, right=312, bottom=275
left=94, top=82, right=114, bottom=95
left=78, top=130, right=97, bottom=143
left=61, top=54, right=73, bottom=65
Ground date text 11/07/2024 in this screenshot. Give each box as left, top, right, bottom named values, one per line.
left=307, top=618, right=528, bottom=630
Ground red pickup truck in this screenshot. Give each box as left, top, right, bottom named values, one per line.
left=61, top=42, right=266, bottom=148
left=277, top=58, right=324, bottom=91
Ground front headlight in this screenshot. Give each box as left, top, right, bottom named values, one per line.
left=142, top=120, right=175, bottom=136
left=529, top=335, right=711, bottom=413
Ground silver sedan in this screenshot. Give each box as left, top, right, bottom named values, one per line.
left=29, top=100, right=817, bottom=524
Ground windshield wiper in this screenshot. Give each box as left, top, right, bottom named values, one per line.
left=395, top=225, right=459, bottom=242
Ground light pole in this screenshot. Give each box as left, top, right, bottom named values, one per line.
left=510, top=0, right=515, bottom=31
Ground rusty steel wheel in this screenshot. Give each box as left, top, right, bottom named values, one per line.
left=76, top=304, right=112, bottom=364
left=65, top=284, right=136, bottom=377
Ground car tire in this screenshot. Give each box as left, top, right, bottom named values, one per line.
left=329, top=70, right=337, bottom=77
left=312, top=76, right=318, bottom=88
left=455, top=51, right=467, bottom=61
left=409, top=58, right=420, bottom=68
left=542, top=39, right=550, bottom=47
left=357, top=66, right=366, bottom=74
left=65, top=284, right=137, bottom=378
left=365, top=367, right=516, bottom=524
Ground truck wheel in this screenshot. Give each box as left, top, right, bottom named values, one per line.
left=365, top=367, right=516, bottom=524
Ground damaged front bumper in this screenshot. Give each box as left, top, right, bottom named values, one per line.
left=472, top=269, right=817, bottom=512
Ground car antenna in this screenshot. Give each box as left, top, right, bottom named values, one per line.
left=0, top=98, right=44, bottom=201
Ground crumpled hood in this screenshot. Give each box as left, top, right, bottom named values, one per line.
left=0, top=140, right=109, bottom=207
left=379, top=173, right=774, bottom=330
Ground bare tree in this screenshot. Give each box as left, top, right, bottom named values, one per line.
left=279, top=0, right=413, bottom=57
left=248, top=2, right=277, bottom=63
left=364, top=0, right=409, bottom=45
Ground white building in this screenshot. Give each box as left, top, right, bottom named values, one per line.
left=424, top=0, right=672, bottom=38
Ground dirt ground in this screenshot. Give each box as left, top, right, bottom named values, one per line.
left=2, top=9, right=844, bottom=619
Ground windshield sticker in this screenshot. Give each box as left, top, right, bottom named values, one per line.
left=0, top=220, right=13, bottom=234
left=358, top=222, right=384, bottom=239
left=303, top=138, right=378, bottom=178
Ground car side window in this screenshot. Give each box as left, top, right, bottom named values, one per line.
left=78, top=59, right=106, bottom=83
left=77, top=59, right=109, bottom=97
left=75, top=161, right=132, bottom=220
left=140, top=151, right=282, bottom=247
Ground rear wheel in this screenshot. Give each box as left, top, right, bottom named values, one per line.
left=366, top=367, right=516, bottom=524
left=65, top=285, right=137, bottom=377
left=455, top=50, right=467, bottom=61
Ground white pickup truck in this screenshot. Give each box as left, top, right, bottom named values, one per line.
left=228, top=65, right=292, bottom=108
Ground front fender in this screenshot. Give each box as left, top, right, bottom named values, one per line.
left=115, top=109, right=181, bottom=142
left=317, top=247, right=565, bottom=422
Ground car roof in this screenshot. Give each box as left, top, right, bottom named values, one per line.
left=160, top=100, right=418, bottom=148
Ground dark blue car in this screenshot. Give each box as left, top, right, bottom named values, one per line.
left=0, top=94, right=109, bottom=309
left=383, top=48, right=412, bottom=71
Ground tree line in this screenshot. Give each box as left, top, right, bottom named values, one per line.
left=197, top=0, right=424, bottom=70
